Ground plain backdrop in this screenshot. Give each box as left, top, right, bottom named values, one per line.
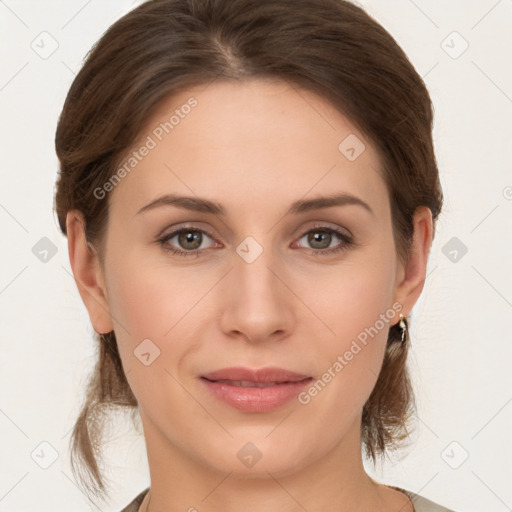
left=0, top=0, right=511, bottom=511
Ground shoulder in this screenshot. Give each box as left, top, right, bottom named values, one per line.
left=400, top=488, right=456, bottom=512
left=121, top=486, right=457, bottom=512
left=120, top=487, right=150, bottom=512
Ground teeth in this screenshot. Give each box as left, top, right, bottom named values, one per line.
left=216, top=380, right=282, bottom=387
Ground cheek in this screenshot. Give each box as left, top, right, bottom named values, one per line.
left=316, top=245, right=397, bottom=343
left=304, top=244, right=398, bottom=405
left=105, top=255, right=208, bottom=339
left=103, top=260, right=202, bottom=413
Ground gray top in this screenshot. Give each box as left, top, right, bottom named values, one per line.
left=389, top=485, right=455, bottom=512
left=120, top=486, right=455, bottom=512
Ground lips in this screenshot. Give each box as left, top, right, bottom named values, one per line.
left=200, top=367, right=313, bottom=413
left=200, top=367, right=313, bottom=412
left=211, top=380, right=283, bottom=387
left=201, top=366, right=312, bottom=385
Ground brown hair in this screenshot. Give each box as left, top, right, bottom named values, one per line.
left=54, top=0, right=443, bottom=504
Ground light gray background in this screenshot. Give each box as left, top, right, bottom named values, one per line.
left=0, top=0, right=511, bottom=511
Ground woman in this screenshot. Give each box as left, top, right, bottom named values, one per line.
left=54, top=0, right=453, bottom=510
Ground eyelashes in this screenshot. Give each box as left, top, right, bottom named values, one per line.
left=158, top=227, right=218, bottom=257
left=295, top=225, right=354, bottom=256
left=157, top=224, right=355, bottom=258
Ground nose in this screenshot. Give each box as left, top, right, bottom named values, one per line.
left=218, top=242, right=295, bottom=344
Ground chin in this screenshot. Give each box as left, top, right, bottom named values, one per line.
left=198, top=434, right=313, bottom=478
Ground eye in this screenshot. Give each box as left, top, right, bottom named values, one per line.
left=157, top=224, right=354, bottom=258
left=295, top=225, right=354, bottom=255
left=158, top=227, right=218, bottom=257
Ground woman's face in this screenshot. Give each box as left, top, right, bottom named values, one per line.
left=74, top=78, right=430, bottom=477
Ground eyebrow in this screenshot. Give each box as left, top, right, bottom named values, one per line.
left=136, top=193, right=375, bottom=217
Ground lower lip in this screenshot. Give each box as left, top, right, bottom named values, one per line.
left=201, top=378, right=313, bottom=412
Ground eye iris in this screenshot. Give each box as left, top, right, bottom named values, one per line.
left=308, top=231, right=331, bottom=249
left=178, top=230, right=202, bottom=250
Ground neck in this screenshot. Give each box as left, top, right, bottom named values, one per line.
left=138, top=410, right=403, bottom=512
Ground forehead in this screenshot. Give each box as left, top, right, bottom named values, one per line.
left=109, top=78, right=387, bottom=217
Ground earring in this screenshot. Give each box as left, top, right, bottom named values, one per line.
left=398, top=314, right=408, bottom=344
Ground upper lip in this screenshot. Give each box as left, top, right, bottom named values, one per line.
left=201, top=367, right=312, bottom=384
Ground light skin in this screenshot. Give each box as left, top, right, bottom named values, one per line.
left=67, top=78, right=433, bottom=512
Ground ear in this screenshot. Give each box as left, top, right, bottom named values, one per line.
left=66, top=210, right=113, bottom=334
left=392, top=206, right=434, bottom=317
